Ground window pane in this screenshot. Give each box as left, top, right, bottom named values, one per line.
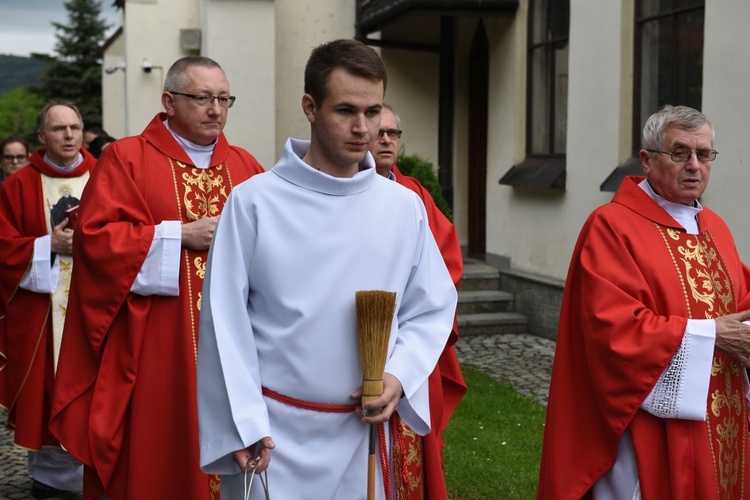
left=641, top=0, right=669, bottom=17
left=675, top=10, right=704, bottom=109
left=675, top=0, right=703, bottom=9
left=642, top=0, right=704, bottom=18
left=554, top=43, right=568, bottom=154
left=532, top=0, right=569, bottom=44
left=530, top=46, right=550, bottom=154
left=639, top=18, right=674, bottom=136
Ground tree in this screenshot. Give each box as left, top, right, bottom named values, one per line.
left=35, top=0, right=112, bottom=128
left=0, top=86, right=45, bottom=147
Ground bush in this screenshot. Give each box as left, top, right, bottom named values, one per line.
left=396, top=150, right=453, bottom=221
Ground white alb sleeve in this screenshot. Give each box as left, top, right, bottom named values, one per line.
left=130, top=221, right=181, bottom=296
left=641, top=318, right=715, bottom=420
left=19, top=235, right=59, bottom=294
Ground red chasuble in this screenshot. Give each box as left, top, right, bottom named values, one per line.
left=392, top=165, right=467, bottom=499
left=0, top=149, right=96, bottom=450
left=49, top=113, right=264, bottom=500
left=538, top=176, right=750, bottom=499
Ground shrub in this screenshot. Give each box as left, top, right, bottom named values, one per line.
left=396, top=150, right=453, bottom=221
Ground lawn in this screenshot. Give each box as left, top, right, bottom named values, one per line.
left=443, top=366, right=546, bottom=499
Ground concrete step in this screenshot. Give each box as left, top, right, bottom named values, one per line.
left=460, top=260, right=501, bottom=291
left=457, top=311, right=529, bottom=336
left=457, top=289, right=515, bottom=314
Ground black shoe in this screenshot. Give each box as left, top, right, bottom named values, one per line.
left=30, top=479, right=76, bottom=499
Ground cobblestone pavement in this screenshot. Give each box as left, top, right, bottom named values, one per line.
left=0, top=409, right=82, bottom=500
left=0, top=333, right=555, bottom=499
left=454, top=333, right=555, bottom=407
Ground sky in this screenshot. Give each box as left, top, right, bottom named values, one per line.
left=0, top=0, right=120, bottom=58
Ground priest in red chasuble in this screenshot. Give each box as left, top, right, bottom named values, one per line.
left=49, top=56, right=264, bottom=500
left=538, top=105, right=750, bottom=499
left=0, top=101, right=96, bottom=498
left=370, top=103, right=466, bottom=500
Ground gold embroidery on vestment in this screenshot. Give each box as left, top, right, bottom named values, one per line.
left=179, top=161, right=226, bottom=221
left=658, top=225, right=744, bottom=498
left=209, top=474, right=221, bottom=498
left=169, top=159, right=234, bottom=368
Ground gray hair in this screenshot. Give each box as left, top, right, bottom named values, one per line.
left=36, top=101, right=84, bottom=132
left=163, top=56, right=225, bottom=92
left=642, top=104, right=714, bottom=151
left=382, top=102, right=401, bottom=128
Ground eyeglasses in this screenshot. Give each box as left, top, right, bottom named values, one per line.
left=378, top=129, right=402, bottom=140
left=168, top=91, right=236, bottom=109
left=1, top=154, right=28, bottom=162
left=648, top=148, right=718, bottom=163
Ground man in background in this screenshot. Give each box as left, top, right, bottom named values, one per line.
left=82, top=125, right=108, bottom=150
left=50, top=56, right=264, bottom=500
left=370, top=102, right=466, bottom=499
left=0, top=102, right=96, bottom=499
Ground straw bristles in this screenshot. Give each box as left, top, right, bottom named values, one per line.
left=355, top=290, right=397, bottom=406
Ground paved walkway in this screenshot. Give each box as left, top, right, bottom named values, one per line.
left=0, top=333, right=555, bottom=499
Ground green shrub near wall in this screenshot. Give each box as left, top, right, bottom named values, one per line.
left=396, top=150, right=453, bottom=221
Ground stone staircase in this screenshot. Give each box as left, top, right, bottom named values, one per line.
left=457, top=257, right=529, bottom=336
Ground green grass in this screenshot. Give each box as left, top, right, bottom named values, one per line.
left=443, top=366, right=546, bottom=500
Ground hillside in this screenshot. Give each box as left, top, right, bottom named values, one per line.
left=0, top=54, right=49, bottom=96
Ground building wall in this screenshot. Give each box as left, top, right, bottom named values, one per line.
left=105, top=0, right=276, bottom=167
left=701, top=0, right=750, bottom=259
left=204, top=0, right=275, bottom=168
left=273, top=0, right=358, bottom=158
left=379, top=49, right=440, bottom=173
left=103, top=0, right=750, bottom=284
left=479, top=0, right=750, bottom=282
left=121, top=0, right=198, bottom=135
left=101, top=30, right=126, bottom=139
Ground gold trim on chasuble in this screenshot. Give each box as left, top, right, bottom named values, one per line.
left=392, top=414, right=425, bottom=500
left=656, top=225, right=745, bottom=499
left=40, top=172, right=90, bottom=376
left=169, top=158, right=233, bottom=500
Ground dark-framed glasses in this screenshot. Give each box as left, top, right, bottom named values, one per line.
left=648, top=148, right=718, bottom=163
left=1, top=154, right=28, bottom=162
left=378, top=129, right=402, bottom=140
left=168, top=91, right=236, bottom=109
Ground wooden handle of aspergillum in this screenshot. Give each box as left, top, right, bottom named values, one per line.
left=367, top=452, right=376, bottom=500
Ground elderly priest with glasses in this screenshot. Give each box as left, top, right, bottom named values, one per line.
left=49, top=56, right=264, bottom=500
left=539, top=104, right=750, bottom=499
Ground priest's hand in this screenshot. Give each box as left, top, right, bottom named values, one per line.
left=51, top=218, right=73, bottom=255
left=232, top=436, right=275, bottom=474
left=181, top=216, right=218, bottom=251
left=351, top=372, right=403, bottom=424
left=714, top=309, right=750, bottom=366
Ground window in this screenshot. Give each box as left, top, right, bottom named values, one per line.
left=601, top=0, right=704, bottom=191
left=528, top=0, right=569, bottom=156
left=500, top=0, right=569, bottom=189
left=634, top=0, right=704, bottom=150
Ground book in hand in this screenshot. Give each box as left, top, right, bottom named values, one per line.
left=65, top=205, right=80, bottom=230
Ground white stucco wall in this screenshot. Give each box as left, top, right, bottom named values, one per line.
left=204, top=0, right=275, bottom=168
left=102, top=30, right=126, bottom=139
left=273, top=0, right=357, bottom=158
left=379, top=49, right=440, bottom=171
left=483, top=1, right=628, bottom=280
left=121, top=0, right=198, bottom=136
left=701, top=1, right=750, bottom=262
